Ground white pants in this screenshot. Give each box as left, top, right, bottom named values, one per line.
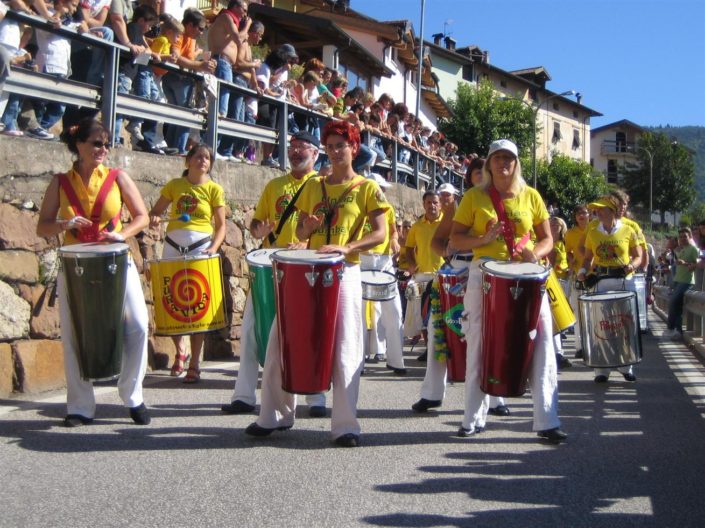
left=255, top=264, right=363, bottom=438
left=59, top=257, right=148, bottom=418
left=593, top=277, right=635, bottom=378
left=403, top=272, right=434, bottom=338
left=361, top=254, right=405, bottom=369
left=462, top=261, right=560, bottom=432
left=229, top=294, right=324, bottom=407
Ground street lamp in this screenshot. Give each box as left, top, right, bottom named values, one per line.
left=636, top=146, right=654, bottom=232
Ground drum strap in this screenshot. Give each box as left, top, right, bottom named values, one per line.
left=319, top=177, right=365, bottom=245
left=488, top=185, right=531, bottom=259
left=266, top=179, right=309, bottom=246
left=58, top=169, right=121, bottom=242
left=165, top=235, right=212, bottom=255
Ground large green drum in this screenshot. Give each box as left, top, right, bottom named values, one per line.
left=59, top=242, right=129, bottom=381
left=246, top=248, right=278, bottom=366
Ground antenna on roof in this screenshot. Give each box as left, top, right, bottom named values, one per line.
left=443, top=19, right=454, bottom=38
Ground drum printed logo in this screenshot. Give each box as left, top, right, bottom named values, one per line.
left=595, top=313, right=632, bottom=340
left=162, top=269, right=211, bottom=322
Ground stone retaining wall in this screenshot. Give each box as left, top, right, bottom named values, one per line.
left=0, top=135, right=425, bottom=397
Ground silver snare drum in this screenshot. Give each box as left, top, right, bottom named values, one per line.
left=579, top=291, right=642, bottom=368
left=361, top=269, right=397, bottom=301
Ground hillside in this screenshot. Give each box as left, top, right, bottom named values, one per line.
left=646, top=125, right=705, bottom=199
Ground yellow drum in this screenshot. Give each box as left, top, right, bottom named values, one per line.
left=150, top=254, right=226, bottom=335
left=546, top=269, right=576, bottom=334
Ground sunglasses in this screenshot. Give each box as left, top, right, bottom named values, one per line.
left=197, top=25, right=206, bottom=32
left=91, top=140, right=110, bottom=149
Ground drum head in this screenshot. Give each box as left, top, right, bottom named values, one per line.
left=272, top=249, right=344, bottom=265
left=481, top=260, right=548, bottom=279
left=59, top=242, right=129, bottom=257
left=246, top=248, right=278, bottom=268
left=361, top=270, right=396, bottom=285
left=580, top=291, right=635, bottom=302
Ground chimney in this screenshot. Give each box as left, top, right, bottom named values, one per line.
left=483, top=51, right=489, bottom=64
left=444, top=36, right=456, bottom=51
left=432, top=33, right=443, bottom=46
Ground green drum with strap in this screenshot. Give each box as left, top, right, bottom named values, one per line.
left=59, top=242, right=129, bottom=381
left=246, top=248, right=278, bottom=366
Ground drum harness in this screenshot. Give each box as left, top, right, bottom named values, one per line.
left=165, top=235, right=211, bottom=255
left=487, top=186, right=531, bottom=260
left=264, top=179, right=310, bottom=247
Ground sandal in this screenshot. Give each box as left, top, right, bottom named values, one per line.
left=183, top=366, right=200, bottom=384
left=170, top=353, right=189, bottom=377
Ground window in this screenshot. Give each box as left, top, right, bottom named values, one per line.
left=552, top=102, right=560, bottom=111
left=500, top=80, right=507, bottom=88
left=462, top=64, right=473, bottom=81
left=552, top=121, right=562, bottom=143
left=572, top=128, right=581, bottom=150
left=607, top=160, right=618, bottom=184
left=339, top=64, right=368, bottom=92
left=615, top=132, right=626, bottom=153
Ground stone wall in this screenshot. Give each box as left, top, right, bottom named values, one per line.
left=0, top=135, right=425, bottom=397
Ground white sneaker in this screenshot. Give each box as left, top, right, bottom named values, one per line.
left=125, top=122, right=144, bottom=141
left=227, top=155, right=242, bottom=163
left=215, top=153, right=228, bottom=161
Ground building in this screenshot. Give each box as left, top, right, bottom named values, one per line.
left=589, top=119, right=645, bottom=184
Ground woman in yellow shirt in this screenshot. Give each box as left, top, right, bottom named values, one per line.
left=450, top=139, right=566, bottom=444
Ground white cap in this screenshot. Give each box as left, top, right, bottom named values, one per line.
left=487, top=139, right=519, bottom=158
left=370, top=173, right=392, bottom=189
left=437, top=183, right=458, bottom=195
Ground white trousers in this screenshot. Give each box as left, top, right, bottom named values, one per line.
left=59, top=258, right=148, bottom=418
left=255, top=264, right=364, bottom=438
left=229, top=294, right=324, bottom=407
left=593, top=277, right=635, bottom=378
left=360, top=254, right=405, bottom=369
left=462, top=261, right=560, bottom=432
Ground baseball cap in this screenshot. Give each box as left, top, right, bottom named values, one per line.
left=370, top=173, right=392, bottom=189
left=588, top=196, right=619, bottom=212
left=279, top=43, right=298, bottom=60
left=487, top=139, right=519, bottom=158
left=290, top=130, right=319, bottom=148
left=437, top=183, right=458, bottom=195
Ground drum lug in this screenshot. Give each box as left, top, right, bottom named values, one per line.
left=276, top=269, right=284, bottom=283
left=74, top=265, right=84, bottom=277
left=510, top=285, right=523, bottom=300
left=482, top=280, right=490, bottom=294
left=337, top=269, right=344, bottom=281
left=108, top=263, right=117, bottom=275
left=305, top=270, right=319, bottom=287
left=322, top=268, right=334, bottom=288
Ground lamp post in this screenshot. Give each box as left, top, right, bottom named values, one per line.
left=637, top=146, right=654, bottom=231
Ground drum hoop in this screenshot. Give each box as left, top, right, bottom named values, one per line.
left=59, top=242, right=129, bottom=258
left=360, top=269, right=397, bottom=286
left=246, top=248, right=278, bottom=268
left=154, top=253, right=221, bottom=264
left=480, top=260, right=548, bottom=280
left=271, top=249, right=344, bottom=265
left=579, top=290, right=636, bottom=302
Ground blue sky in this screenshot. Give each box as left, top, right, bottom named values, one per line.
left=349, top=0, right=705, bottom=128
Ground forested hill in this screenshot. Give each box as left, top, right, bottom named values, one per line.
left=646, top=125, right=705, bottom=199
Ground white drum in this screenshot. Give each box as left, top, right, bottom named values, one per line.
left=361, top=269, right=397, bottom=301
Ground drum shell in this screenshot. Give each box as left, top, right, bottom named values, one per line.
left=59, top=244, right=129, bottom=381
left=438, top=270, right=468, bottom=383
left=246, top=250, right=277, bottom=367
left=361, top=270, right=397, bottom=301
left=546, top=269, right=576, bottom=334
left=150, top=254, right=226, bottom=336
left=579, top=291, right=642, bottom=368
left=480, top=262, right=548, bottom=397
left=272, top=252, right=344, bottom=394
left=630, top=273, right=648, bottom=331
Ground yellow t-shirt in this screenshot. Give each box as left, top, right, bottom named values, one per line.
left=552, top=240, right=569, bottom=279
left=150, top=36, right=171, bottom=77
left=405, top=213, right=444, bottom=273
left=161, top=178, right=225, bottom=235
left=364, top=207, right=396, bottom=255
left=58, top=164, right=123, bottom=245
left=588, top=217, right=646, bottom=250
left=254, top=171, right=317, bottom=248
left=453, top=185, right=548, bottom=261
left=297, top=175, right=389, bottom=264
left=564, top=225, right=587, bottom=274
left=585, top=221, right=638, bottom=269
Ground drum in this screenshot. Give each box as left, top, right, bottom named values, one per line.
left=271, top=249, right=345, bottom=394
left=59, top=242, right=129, bottom=381
left=361, top=269, right=397, bottom=301
left=437, top=267, right=468, bottom=382
left=150, top=254, right=226, bottom=336
left=546, top=269, right=576, bottom=334
left=579, top=291, right=642, bottom=368
left=480, top=261, right=549, bottom=397
left=631, top=273, right=648, bottom=331
left=246, top=249, right=278, bottom=366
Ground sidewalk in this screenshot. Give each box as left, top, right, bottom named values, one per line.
left=2, top=312, right=705, bottom=527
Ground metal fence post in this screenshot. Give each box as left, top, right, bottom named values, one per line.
left=277, top=100, right=288, bottom=170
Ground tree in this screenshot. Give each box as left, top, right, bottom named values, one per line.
left=438, top=79, right=535, bottom=156
left=534, top=154, right=610, bottom=221
left=621, top=132, right=696, bottom=225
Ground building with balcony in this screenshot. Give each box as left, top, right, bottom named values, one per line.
left=590, top=119, right=644, bottom=184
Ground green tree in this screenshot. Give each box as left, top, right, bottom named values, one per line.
left=621, top=132, right=696, bottom=225
left=438, top=79, right=535, bottom=156
left=535, top=155, right=610, bottom=221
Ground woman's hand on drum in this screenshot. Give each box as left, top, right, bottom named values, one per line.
left=318, top=244, right=346, bottom=255
left=287, top=241, right=307, bottom=250
left=61, top=215, right=92, bottom=231
left=250, top=219, right=276, bottom=239
left=99, top=231, right=125, bottom=242
left=518, top=246, right=538, bottom=264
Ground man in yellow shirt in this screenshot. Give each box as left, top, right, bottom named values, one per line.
left=564, top=204, right=590, bottom=358
left=222, top=131, right=327, bottom=417
left=404, top=191, right=443, bottom=359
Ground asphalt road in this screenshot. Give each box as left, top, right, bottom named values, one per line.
left=2, top=313, right=705, bottom=528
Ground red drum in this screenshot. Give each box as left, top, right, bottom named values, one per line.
left=480, top=261, right=549, bottom=397
left=437, top=267, right=469, bottom=382
left=271, top=249, right=345, bottom=394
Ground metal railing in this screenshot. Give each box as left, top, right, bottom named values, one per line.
left=1, top=9, right=465, bottom=189
left=601, top=140, right=636, bottom=155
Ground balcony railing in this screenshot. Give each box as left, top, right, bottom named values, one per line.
left=601, top=140, right=636, bottom=155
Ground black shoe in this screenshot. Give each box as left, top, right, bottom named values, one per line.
left=622, top=372, right=637, bottom=382
left=136, top=139, right=164, bottom=155
left=557, top=355, right=572, bottom=370
left=221, top=400, right=256, bottom=414
left=63, top=414, right=93, bottom=428
left=411, top=398, right=442, bottom=413
left=244, top=422, right=291, bottom=437
left=594, top=375, right=608, bottom=383
left=537, top=427, right=568, bottom=444
left=334, top=433, right=360, bottom=447
left=574, top=349, right=584, bottom=359
left=308, top=406, right=327, bottom=418
left=417, top=350, right=428, bottom=362
left=456, top=426, right=484, bottom=438
left=386, top=364, right=407, bottom=375
left=488, top=405, right=511, bottom=417
left=129, top=403, right=151, bottom=425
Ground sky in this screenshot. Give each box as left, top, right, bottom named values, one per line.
left=348, top=0, right=705, bottom=128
